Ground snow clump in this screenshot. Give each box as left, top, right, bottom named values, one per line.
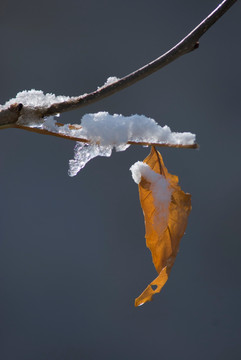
left=130, top=161, right=173, bottom=232
left=68, top=111, right=195, bottom=176
left=0, top=89, right=71, bottom=110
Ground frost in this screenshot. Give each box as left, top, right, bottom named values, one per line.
left=130, top=161, right=173, bottom=232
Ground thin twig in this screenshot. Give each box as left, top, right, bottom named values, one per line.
left=41, top=0, right=238, bottom=117
left=14, top=123, right=198, bottom=149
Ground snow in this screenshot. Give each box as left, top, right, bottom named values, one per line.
left=0, top=80, right=119, bottom=111
left=0, top=90, right=196, bottom=176
left=104, top=76, right=119, bottom=86
left=42, top=117, right=59, bottom=132
left=66, top=111, right=196, bottom=176
left=42, top=117, right=82, bottom=138
left=44, top=111, right=195, bottom=148
left=77, top=112, right=195, bottom=146
left=98, top=76, right=120, bottom=89
left=130, top=161, right=173, bottom=232
left=0, top=89, right=71, bottom=110
left=130, top=161, right=152, bottom=184
left=38, top=111, right=196, bottom=176
left=0, top=89, right=75, bottom=126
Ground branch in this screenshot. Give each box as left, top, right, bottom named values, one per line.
left=42, top=0, right=238, bottom=116
left=0, top=104, right=23, bottom=127
left=14, top=123, right=198, bottom=149
left=0, top=0, right=237, bottom=127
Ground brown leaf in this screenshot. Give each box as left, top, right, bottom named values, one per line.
left=135, top=146, right=191, bottom=306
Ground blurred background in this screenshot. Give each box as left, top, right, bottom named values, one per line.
left=0, top=0, right=240, bottom=359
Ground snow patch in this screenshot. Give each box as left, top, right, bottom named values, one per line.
left=98, top=76, right=120, bottom=89
left=0, top=89, right=71, bottom=110
left=130, top=161, right=173, bottom=232
left=79, top=112, right=195, bottom=146
left=42, top=117, right=82, bottom=138
left=130, top=161, right=151, bottom=184
left=0, top=89, right=75, bottom=126
left=67, top=111, right=195, bottom=175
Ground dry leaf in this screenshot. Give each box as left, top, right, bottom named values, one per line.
left=135, top=146, right=191, bottom=306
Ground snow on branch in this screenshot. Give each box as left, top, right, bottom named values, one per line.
left=41, top=112, right=195, bottom=147
left=65, top=112, right=196, bottom=176
left=6, top=99, right=196, bottom=175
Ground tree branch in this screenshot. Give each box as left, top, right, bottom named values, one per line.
left=0, top=0, right=237, bottom=128
left=0, top=104, right=23, bottom=127
left=42, top=0, right=238, bottom=117
left=14, top=123, right=198, bottom=149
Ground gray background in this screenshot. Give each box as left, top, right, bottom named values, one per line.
left=0, top=1, right=241, bottom=359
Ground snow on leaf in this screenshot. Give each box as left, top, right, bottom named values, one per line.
left=131, top=146, right=192, bottom=306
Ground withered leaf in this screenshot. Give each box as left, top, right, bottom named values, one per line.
left=135, top=146, right=191, bottom=306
